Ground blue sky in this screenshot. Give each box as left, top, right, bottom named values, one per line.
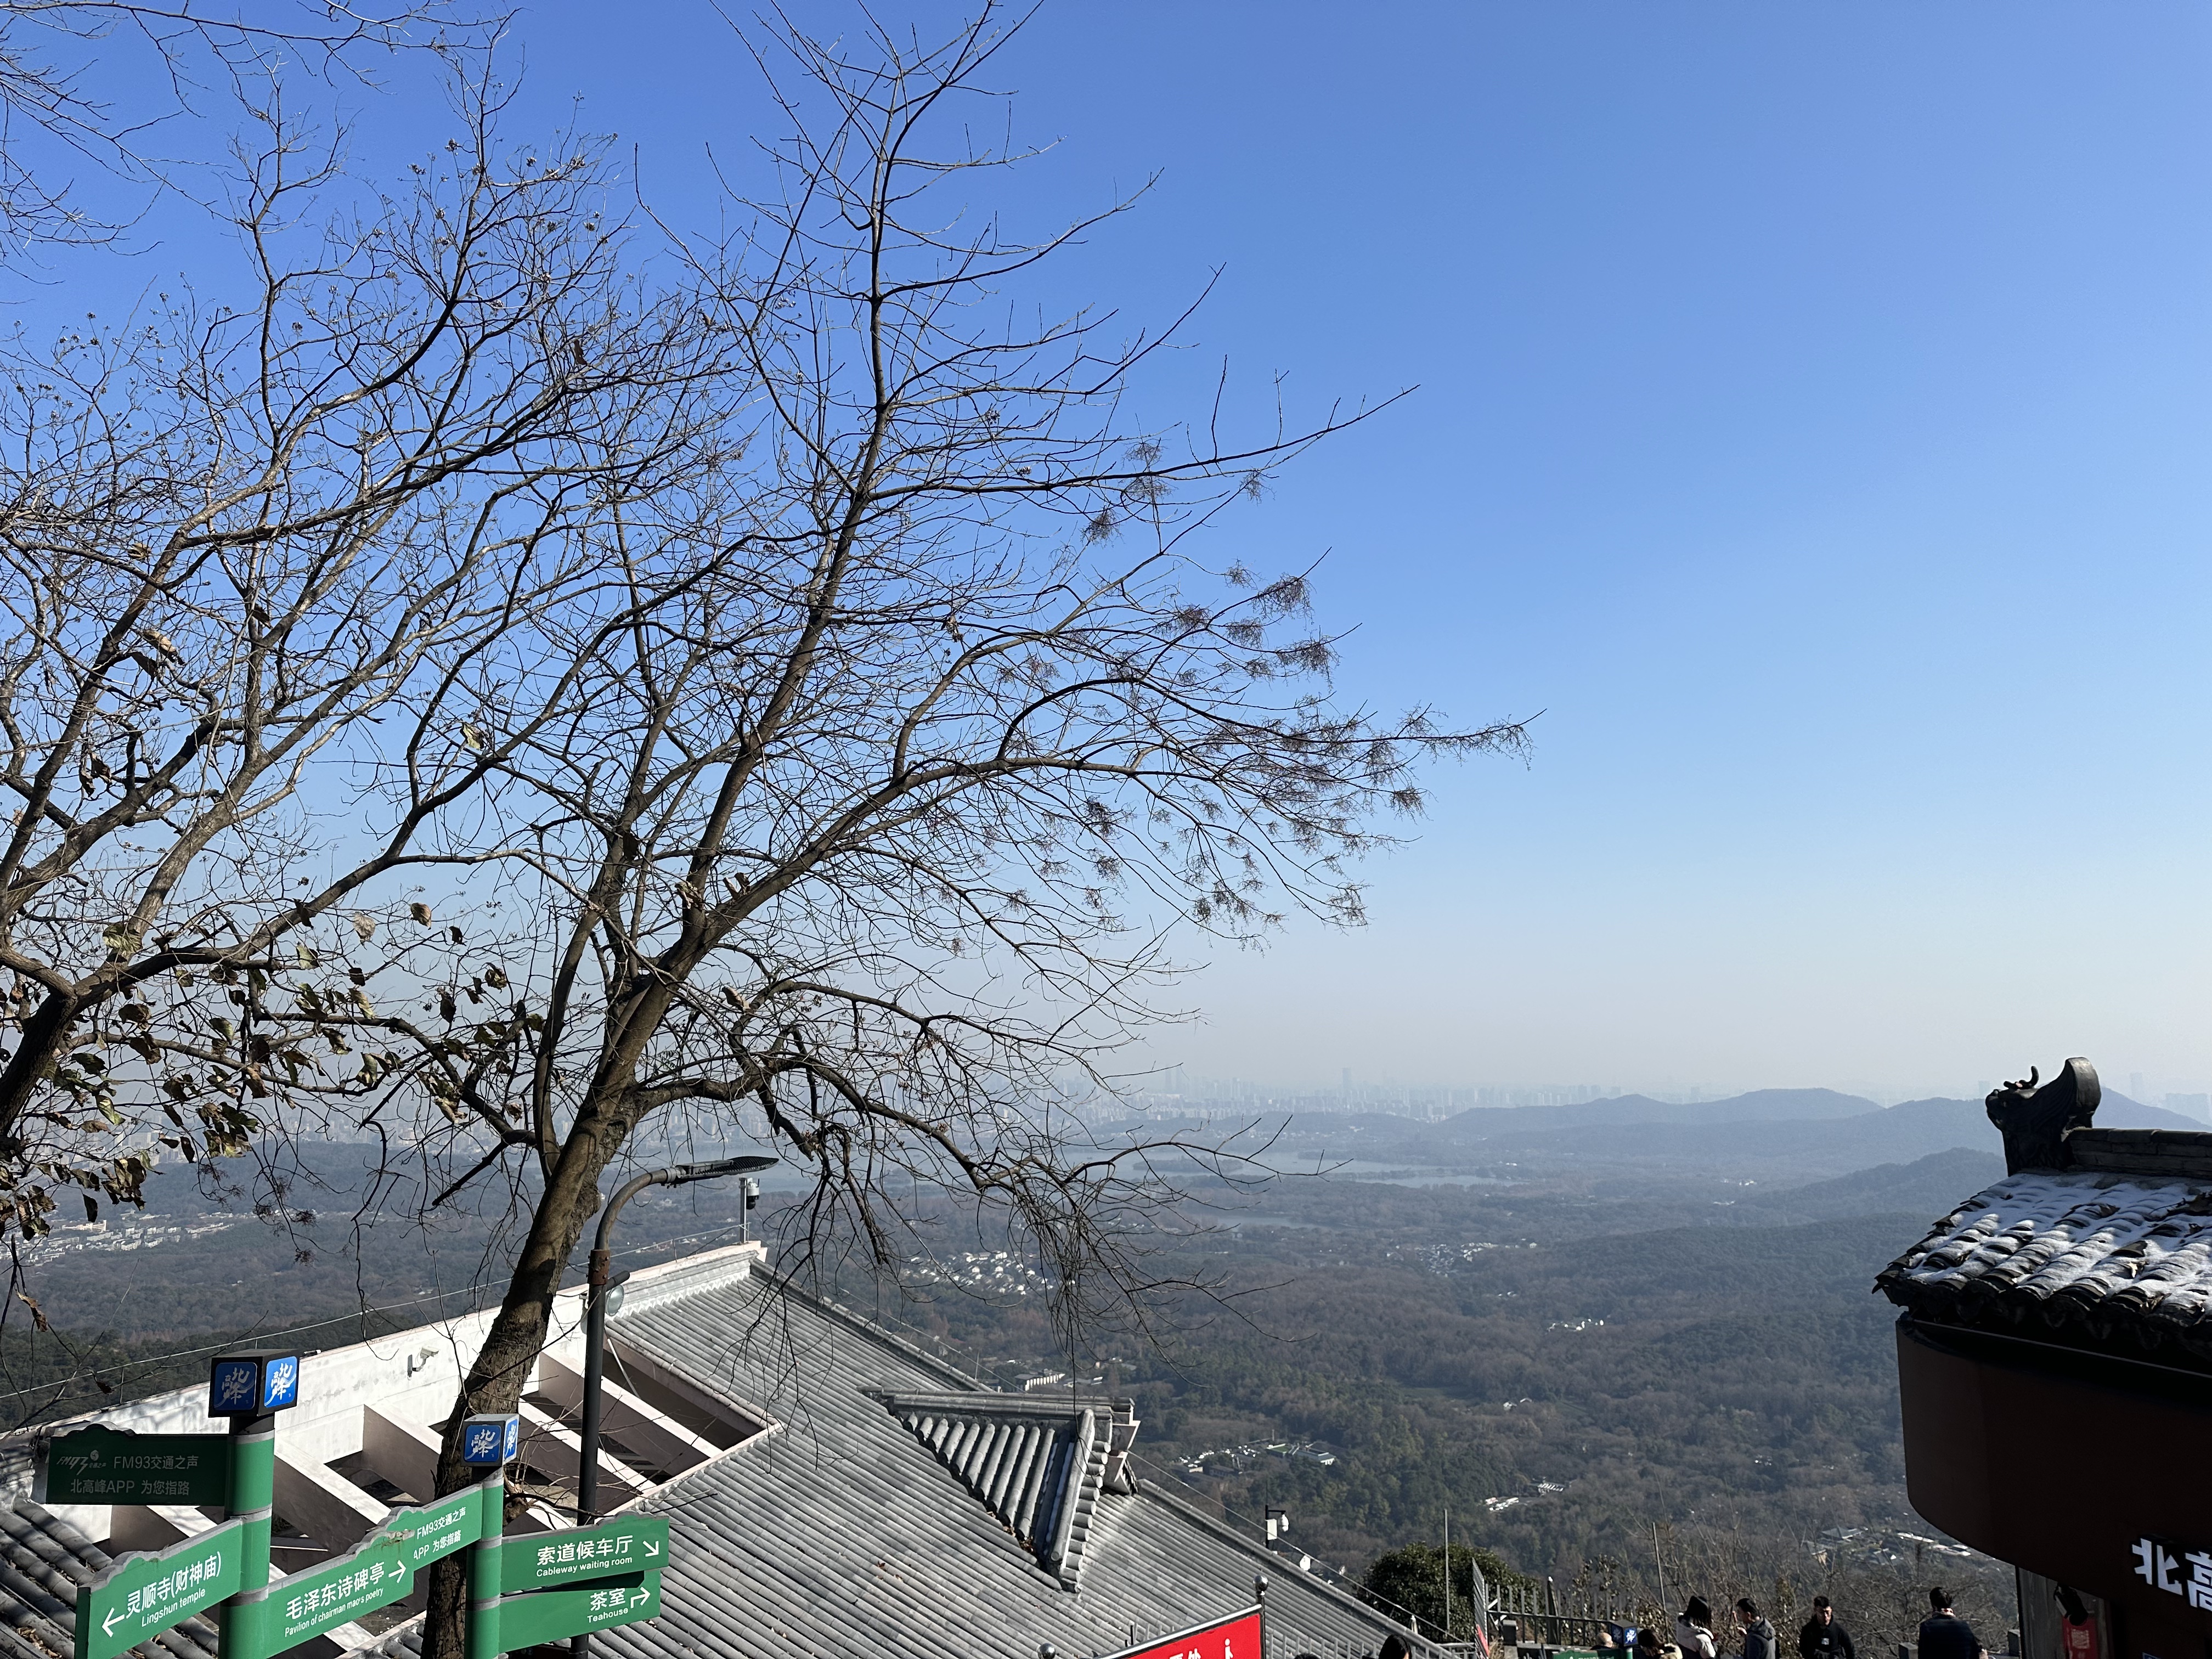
left=36, top=2, right=2212, bottom=1099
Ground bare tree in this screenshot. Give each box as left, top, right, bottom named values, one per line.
left=407, top=9, right=1528, bottom=1655
left=0, top=0, right=489, bottom=257
left=0, top=65, right=712, bottom=1297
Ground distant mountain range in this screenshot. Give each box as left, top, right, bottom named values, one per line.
left=1270, top=1085, right=2208, bottom=1181
left=1440, top=1087, right=1878, bottom=1130
left=1437, top=1085, right=2205, bottom=1133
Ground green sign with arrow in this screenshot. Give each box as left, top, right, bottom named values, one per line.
left=215, top=1478, right=491, bottom=1659
left=79, top=1520, right=245, bottom=1659
left=58, top=1356, right=672, bottom=1659
left=38, top=1427, right=231, bottom=1508
left=229, top=1535, right=411, bottom=1656
left=494, top=1571, right=662, bottom=1649
left=500, top=1516, right=669, bottom=1593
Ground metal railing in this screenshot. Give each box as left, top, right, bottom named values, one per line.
left=1489, top=1613, right=1614, bottom=1651
left=1489, top=1577, right=1622, bottom=1651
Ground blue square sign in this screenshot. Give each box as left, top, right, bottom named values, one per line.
left=208, top=1350, right=304, bottom=1416
left=209, top=1358, right=259, bottom=1415
left=460, top=1413, right=521, bottom=1465
left=259, top=1355, right=300, bottom=1410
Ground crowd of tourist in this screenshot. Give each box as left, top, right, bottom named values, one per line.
left=1579, top=1588, right=1986, bottom=1659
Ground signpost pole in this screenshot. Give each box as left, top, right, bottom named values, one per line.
left=467, top=1466, right=505, bottom=1659
left=215, top=1412, right=274, bottom=1659
left=458, top=1414, right=521, bottom=1659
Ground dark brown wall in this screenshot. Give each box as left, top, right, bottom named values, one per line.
left=1898, top=1317, right=2212, bottom=1659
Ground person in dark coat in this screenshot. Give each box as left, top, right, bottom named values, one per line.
left=1917, top=1589, right=1985, bottom=1659
left=1736, top=1600, right=1778, bottom=1659
left=1800, top=1597, right=1855, bottom=1659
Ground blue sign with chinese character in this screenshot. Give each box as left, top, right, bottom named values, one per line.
left=208, top=1359, right=260, bottom=1416
left=460, top=1413, right=520, bottom=1466
left=207, top=1351, right=303, bottom=1417
left=258, top=1355, right=300, bottom=1410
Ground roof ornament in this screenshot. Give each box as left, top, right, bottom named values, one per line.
left=1985, top=1056, right=2100, bottom=1173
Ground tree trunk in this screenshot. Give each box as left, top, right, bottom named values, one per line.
left=420, top=1115, right=620, bottom=1659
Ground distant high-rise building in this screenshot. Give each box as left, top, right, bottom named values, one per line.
left=2169, top=1093, right=2212, bottom=1122
left=2133, top=1071, right=2148, bottom=1102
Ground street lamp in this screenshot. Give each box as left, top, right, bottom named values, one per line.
left=572, top=1154, right=775, bottom=1659
left=738, top=1174, right=761, bottom=1245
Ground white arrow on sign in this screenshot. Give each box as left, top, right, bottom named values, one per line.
left=628, top=1587, right=650, bottom=1611
left=642, top=1539, right=661, bottom=1558
left=102, top=1608, right=126, bottom=1637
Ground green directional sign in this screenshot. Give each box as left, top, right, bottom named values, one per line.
left=222, top=1477, right=493, bottom=1659
left=59, top=1397, right=648, bottom=1659
left=501, top=1517, right=670, bottom=1593
left=38, top=1427, right=231, bottom=1507
left=230, top=1536, right=411, bottom=1656
left=80, top=1520, right=245, bottom=1659
left=381, top=1481, right=486, bottom=1575
left=495, top=1571, right=662, bottom=1649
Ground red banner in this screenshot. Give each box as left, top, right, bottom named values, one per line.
left=1107, top=1607, right=1265, bottom=1659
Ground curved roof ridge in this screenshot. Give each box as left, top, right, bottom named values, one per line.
left=866, top=1388, right=1088, bottom=1420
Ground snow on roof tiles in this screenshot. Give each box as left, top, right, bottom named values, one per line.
left=1878, top=1166, right=2212, bottom=1356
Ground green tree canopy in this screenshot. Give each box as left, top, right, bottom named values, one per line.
left=1363, top=1541, right=1523, bottom=1641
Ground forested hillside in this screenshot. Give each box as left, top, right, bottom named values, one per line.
left=878, top=1103, right=2022, bottom=1657
left=0, top=1094, right=2027, bottom=1656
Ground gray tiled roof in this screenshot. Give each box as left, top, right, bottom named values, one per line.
left=0, top=1496, right=216, bottom=1659
left=1876, top=1165, right=2212, bottom=1359
left=585, top=1255, right=1423, bottom=1659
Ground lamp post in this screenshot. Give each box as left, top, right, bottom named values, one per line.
left=573, top=1154, right=775, bottom=1659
